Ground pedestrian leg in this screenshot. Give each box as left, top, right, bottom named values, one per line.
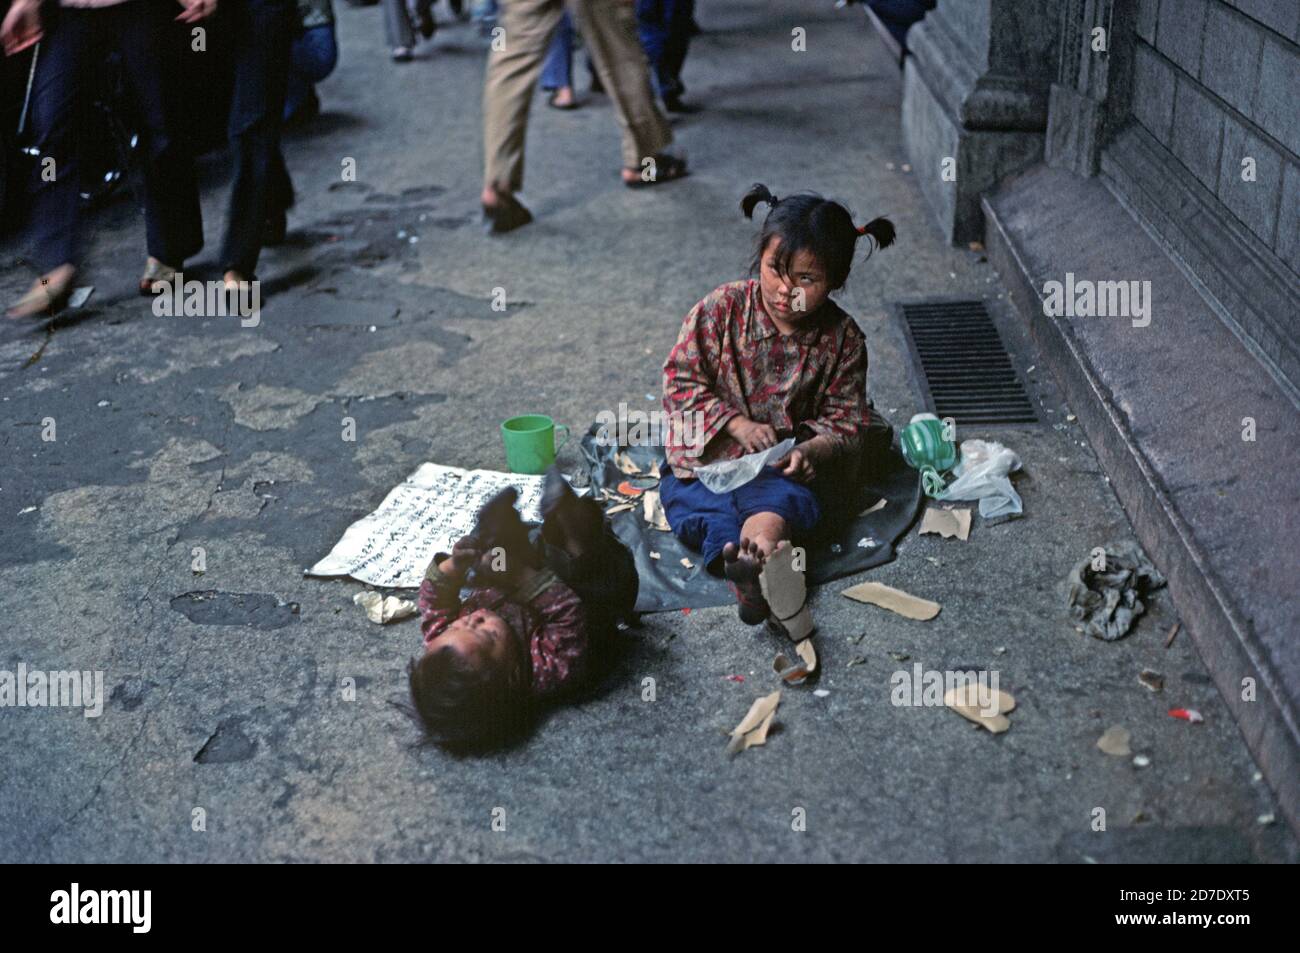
left=569, top=0, right=671, bottom=175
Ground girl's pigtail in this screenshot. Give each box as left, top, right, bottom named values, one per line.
left=856, top=216, right=896, bottom=254
left=741, top=183, right=779, bottom=219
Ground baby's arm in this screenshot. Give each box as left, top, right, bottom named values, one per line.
left=416, top=536, right=479, bottom=644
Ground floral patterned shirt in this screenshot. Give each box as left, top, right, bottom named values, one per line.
left=661, top=279, right=870, bottom=478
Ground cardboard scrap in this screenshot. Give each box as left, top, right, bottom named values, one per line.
left=605, top=502, right=635, bottom=515
left=1137, top=669, right=1164, bottom=693
left=944, top=683, right=1016, bottom=733
left=727, top=690, right=781, bottom=754
left=919, top=506, right=971, bottom=541
left=353, top=591, right=417, bottom=625
left=613, top=450, right=641, bottom=475
left=642, top=490, right=671, bottom=532
left=759, top=542, right=814, bottom=640
left=841, top=581, right=941, bottom=621
left=680, top=557, right=695, bottom=570
left=795, top=638, right=817, bottom=674
left=773, top=653, right=808, bottom=685
left=1097, top=725, right=1132, bottom=756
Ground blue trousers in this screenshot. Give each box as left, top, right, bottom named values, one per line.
left=540, top=10, right=576, bottom=89
left=285, top=24, right=339, bottom=120
left=658, top=466, right=822, bottom=574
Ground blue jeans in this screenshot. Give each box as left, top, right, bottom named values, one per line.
left=285, top=24, right=338, bottom=120
left=540, top=10, right=575, bottom=90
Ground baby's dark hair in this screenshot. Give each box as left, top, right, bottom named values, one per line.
left=407, top=642, right=529, bottom=752
left=742, top=183, right=895, bottom=290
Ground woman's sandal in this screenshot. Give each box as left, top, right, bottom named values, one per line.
left=623, top=153, right=688, bottom=189
left=139, top=259, right=178, bottom=296
left=6, top=272, right=76, bottom=319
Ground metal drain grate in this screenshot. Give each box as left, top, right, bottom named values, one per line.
left=897, top=300, right=1038, bottom=425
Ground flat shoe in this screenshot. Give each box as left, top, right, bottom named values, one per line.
left=624, top=153, right=688, bottom=189
left=139, top=259, right=177, bottom=296
left=482, top=193, right=533, bottom=234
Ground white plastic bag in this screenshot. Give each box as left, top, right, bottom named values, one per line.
left=695, top=438, right=797, bottom=494
left=938, top=439, right=1023, bottom=518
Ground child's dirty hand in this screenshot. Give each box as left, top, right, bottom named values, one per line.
left=441, top=535, right=483, bottom=577
left=726, top=415, right=779, bottom=453
left=776, top=448, right=816, bottom=483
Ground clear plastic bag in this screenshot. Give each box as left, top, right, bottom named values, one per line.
left=937, top=439, right=1023, bottom=518
left=695, top=437, right=797, bottom=494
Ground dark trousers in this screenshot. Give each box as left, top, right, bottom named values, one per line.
left=220, top=0, right=295, bottom=277
left=23, top=0, right=202, bottom=271
left=532, top=524, right=639, bottom=634
left=635, top=0, right=693, bottom=100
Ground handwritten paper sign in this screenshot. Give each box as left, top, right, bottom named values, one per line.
left=307, top=463, right=552, bottom=589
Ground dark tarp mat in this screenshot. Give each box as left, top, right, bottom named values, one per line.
left=579, top=424, right=923, bottom=613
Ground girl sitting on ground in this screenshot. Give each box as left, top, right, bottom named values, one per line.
left=658, top=183, right=894, bottom=625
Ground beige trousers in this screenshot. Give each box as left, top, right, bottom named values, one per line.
left=483, top=0, right=673, bottom=192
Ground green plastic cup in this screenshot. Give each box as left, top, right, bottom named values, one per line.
left=500, top=415, right=569, bottom=474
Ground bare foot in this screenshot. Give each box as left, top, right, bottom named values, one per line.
left=723, top=537, right=769, bottom=625
left=548, top=86, right=576, bottom=108
left=6, top=264, right=76, bottom=319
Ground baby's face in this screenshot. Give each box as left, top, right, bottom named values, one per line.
left=428, top=608, right=516, bottom=669
left=760, top=238, right=830, bottom=324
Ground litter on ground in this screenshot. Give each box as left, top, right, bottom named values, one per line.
left=727, top=691, right=781, bottom=755
left=1066, top=541, right=1166, bottom=641
left=842, top=581, right=941, bottom=620
left=944, top=683, right=1016, bottom=733
left=353, top=591, right=417, bottom=625
left=918, top=506, right=972, bottom=541
left=1097, top=726, right=1132, bottom=756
